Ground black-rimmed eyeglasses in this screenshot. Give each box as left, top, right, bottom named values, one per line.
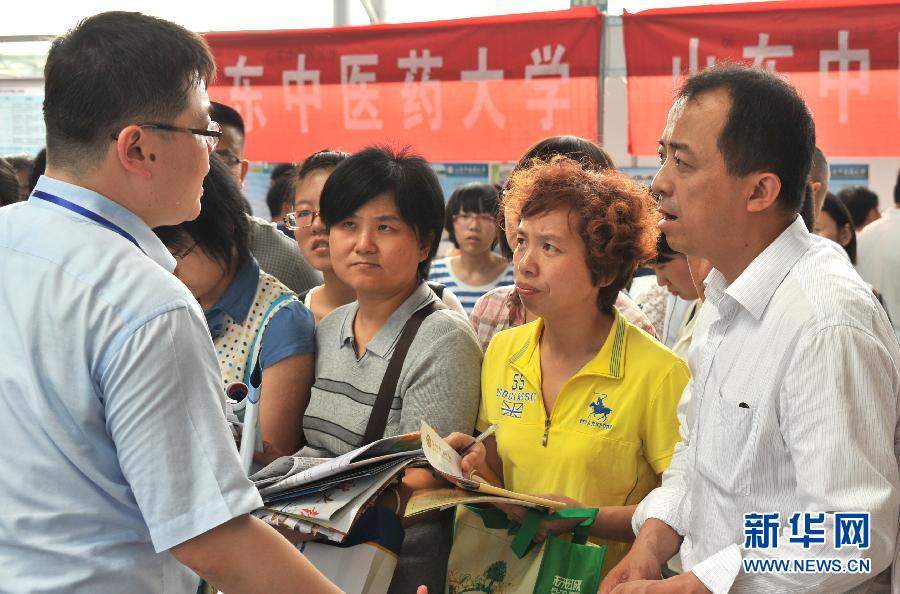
left=112, top=121, right=222, bottom=149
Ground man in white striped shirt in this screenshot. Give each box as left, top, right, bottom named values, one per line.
left=602, top=65, right=900, bottom=593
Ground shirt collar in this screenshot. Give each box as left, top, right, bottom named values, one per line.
left=338, top=281, right=436, bottom=358
left=883, top=207, right=900, bottom=219
left=205, top=258, right=260, bottom=338
left=711, top=216, right=811, bottom=320
left=29, top=175, right=176, bottom=272
left=510, top=308, right=629, bottom=380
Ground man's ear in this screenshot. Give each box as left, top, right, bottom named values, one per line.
left=114, top=125, right=153, bottom=179
left=746, top=173, right=782, bottom=214
left=810, top=180, right=822, bottom=197
left=239, top=159, right=250, bottom=185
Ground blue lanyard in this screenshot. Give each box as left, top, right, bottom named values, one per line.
left=33, top=190, right=144, bottom=253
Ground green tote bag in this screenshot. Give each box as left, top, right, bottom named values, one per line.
left=446, top=505, right=605, bottom=594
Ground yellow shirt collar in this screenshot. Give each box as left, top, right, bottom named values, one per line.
left=508, top=308, right=628, bottom=381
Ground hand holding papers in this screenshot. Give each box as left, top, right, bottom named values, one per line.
left=250, top=425, right=564, bottom=538
left=409, top=421, right=565, bottom=517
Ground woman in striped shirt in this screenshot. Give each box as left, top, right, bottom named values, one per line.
left=428, top=183, right=514, bottom=314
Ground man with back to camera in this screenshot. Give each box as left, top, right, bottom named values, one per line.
left=209, top=101, right=322, bottom=293
left=856, top=170, right=900, bottom=343
left=601, top=64, right=900, bottom=593
left=838, top=185, right=882, bottom=232
left=0, top=11, right=341, bottom=593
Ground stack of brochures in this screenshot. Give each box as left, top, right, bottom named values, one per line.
left=251, top=422, right=565, bottom=542
left=251, top=432, right=423, bottom=543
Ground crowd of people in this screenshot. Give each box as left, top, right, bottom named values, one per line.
left=1, top=9, right=900, bottom=594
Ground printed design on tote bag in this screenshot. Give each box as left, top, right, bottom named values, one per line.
left=448, top=559, right=508, bottom=594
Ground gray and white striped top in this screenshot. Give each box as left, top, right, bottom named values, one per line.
left=303, top=281, right=482, bottom=456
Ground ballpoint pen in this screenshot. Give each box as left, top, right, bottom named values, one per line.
left=456, top=423, right=498, bottom=456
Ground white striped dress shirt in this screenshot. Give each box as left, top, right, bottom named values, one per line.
left=633, top=217, right=900, bottom=593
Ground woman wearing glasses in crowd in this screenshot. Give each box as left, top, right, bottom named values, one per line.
left=448, top=157, right=689, bottom=579
left=428, top=183, right=514, bottom=314
left=289, top=150, right=356, bottom=323
left=289, top=149, right=465, bottom=323
left=301, top=146, right=482, bottom=593
left=155, top=155, right=315, bottom=466
left=469, top=136, right=656, bottom=351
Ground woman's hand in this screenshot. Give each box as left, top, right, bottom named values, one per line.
left=500, top=494, right=589, bottom=543
left=443, top=432, right=486, bottom=479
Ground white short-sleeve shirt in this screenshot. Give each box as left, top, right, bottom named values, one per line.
left=0, top=177, right=262, bottom=592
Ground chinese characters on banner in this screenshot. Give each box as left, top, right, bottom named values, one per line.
left=205, top=8, right=602, bottom=163
left=622, top=0, right=900, bottom=157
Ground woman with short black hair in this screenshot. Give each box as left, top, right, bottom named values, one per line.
left=302, top=146, right=482, bottom=594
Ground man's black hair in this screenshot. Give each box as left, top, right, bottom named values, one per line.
left=837, top=186, right=880, bottom=228
left=209, top=101, right=245, bottom=138
left=678, top=64, right=815, bottom=215
left=154, top=154, right=250, bottom=273
left=319, top=145, right=444, bottom=281
left=43, top=11, right=215, bottom=170
left=444, top=183, right=500, bottom=248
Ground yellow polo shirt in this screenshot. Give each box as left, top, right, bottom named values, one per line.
left=477, top=310, right=690, bottom=575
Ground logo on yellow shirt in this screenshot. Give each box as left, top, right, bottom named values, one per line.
left=580, top=393, right=614, bottom=430
left=494, top=373, right=536, bottom=419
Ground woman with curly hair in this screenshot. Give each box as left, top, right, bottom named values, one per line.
left=469, top=136, right=656, bottom=352
left=448, top=157, right=690, bottom=578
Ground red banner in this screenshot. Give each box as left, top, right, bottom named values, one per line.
left=205, top=8, right=601, bottom=163
left=623, top=0, right=900, bottom=157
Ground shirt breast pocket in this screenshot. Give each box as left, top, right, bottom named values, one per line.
left=698, top=391, right=758, bottom=497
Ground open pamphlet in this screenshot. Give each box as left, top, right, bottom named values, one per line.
left=408, top=420, right=566, bottom=517
left=250, top=424, right=563, bottom=541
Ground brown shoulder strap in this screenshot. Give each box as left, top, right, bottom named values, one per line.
left=361, top=300, right=446, bottom=445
